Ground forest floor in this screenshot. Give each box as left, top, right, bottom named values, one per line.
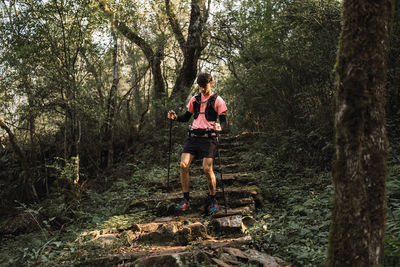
left=0, top=132, right=399, bottom=266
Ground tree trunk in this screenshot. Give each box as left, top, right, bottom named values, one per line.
left=0, top=118, right=38, bottom=201
left=80, top=47, right=105, bottom=107
left=74, top=121, right=81, bottom=185
left=166, top=0, right=210, bottom=103
left=387, top=1, right=400, bottom=117
left=172, top=47, right=202, bottom=103
left=101, top=15, right=120, bottom=169
left=327, top=1, right=394, bottom=266
left=25, top=78, right=37, bottom=164
left=97, top=0, right=166, bottom=101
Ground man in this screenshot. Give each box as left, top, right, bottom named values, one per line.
left=168, top=72, right=227, bottom=214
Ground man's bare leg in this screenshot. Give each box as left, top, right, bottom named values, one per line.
left=180, top=153, right=195, bottom=193
left=202, top=157, right=216, bottom=195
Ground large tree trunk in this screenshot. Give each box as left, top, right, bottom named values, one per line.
left=387, top=1, right=400, bottom=117
left=327, top=0, right=394, bottom=266
left=166, top=0, right=210, bottom=103
left=98, top=0, right=210, bottom=118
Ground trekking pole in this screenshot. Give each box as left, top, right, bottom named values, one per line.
left=216, top=133, right=228, bottom=215
left=167, top=119, right=172, bottom=191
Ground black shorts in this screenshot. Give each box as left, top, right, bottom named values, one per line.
left=182, top=137, right=217, bottom=159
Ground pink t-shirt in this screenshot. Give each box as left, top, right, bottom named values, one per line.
left=187, top=93, right=227, bottom=129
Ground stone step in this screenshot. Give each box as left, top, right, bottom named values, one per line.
left=82, top=222, right=209, bottom=248
left=82, top=235, right=285, bottom=267
left=190, top=155, right=240, bottom=165
left=217, top=141, right=244, bottom=150
left=218, top=147, right=247, bottom=157
left=82, top=214, right=254, bottom=249
left=82, top=236, right=252, bottom=265
left=147, top=170, right=256, bottom=191
left=156, top=172, right=256, bottom=192
left=126, top=186, right=260, bottom=214
left=208, top=215, right=247, bottom=236
left=190, top=162, right=247, bottom=175
left=134, top=221, right=211, bottom=246
left=190, top=172, right=254, bottom=182
left=218, top=155, right=238, bottom=164
left=150, top=206, right=253, bottom=221
left=210, top=172, right=256, bottom=188
left=219, top=132, right=263, bottom=143
left=152, top=199, right=255, bottom=218
left=218, top=172, right=255, bottom=184
left=134, top=215, right=253, bottom=245
left=156, top=180, right=254, bottom=198
left=212, top=206, right=253, bottom=218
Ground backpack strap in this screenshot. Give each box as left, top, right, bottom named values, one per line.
left=193, top=93, right=202, bottom=119
left=205, top=93, right=218, bottom=122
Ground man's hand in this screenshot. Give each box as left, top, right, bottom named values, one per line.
left=168, top=110, right=177, bottom=120
left=213, top=122, right=222, bottom=132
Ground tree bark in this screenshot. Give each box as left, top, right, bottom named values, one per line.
left=98, top=0, right=210, bottom=104
left=101, top=15, right=119, bottom=169
left=24, top=78, right=37, bottom=164
left=387, top=1, right=400, bottom=117
left=327, top=0, right=394, bottom=266
left=166, top=0, right=210, bottom=103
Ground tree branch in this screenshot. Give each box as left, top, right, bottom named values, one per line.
left=0, top=118, right=38, bottom=201
left=0, top=118, right=24, bottom=164
left=165, top=0, right=186, bottom=52
left=97, top=0, right=155, bottom=62
left=80, top=47, right=104, bottom=105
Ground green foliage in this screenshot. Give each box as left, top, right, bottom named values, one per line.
left=215, top=0, right=340, bottom=135
left=245, top=132, right=400, bottom=266
left=0, top=0, right=399, bottom=265
left=237, top=132, right=333, bottom=266
left=385, top=113, right=400, bottom=266
left=0, top=151, right=20, bottom=209
left=0, top=160, right=164, bottom=265
left=0, top=200, right=70, bottom=266
left=386, top=154, right=400, bottom=265
left=250, top=162, right=333, bottom=266
left=47, top=157, right=79, bottom=187
left=241, top=131, right=333, bottom=174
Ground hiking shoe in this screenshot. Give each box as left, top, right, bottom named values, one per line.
left=208, top=199, right=219, bottom=214
left=176, top=198, right=190, bottom=212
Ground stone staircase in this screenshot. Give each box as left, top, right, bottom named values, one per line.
left=81, top=133, right=286, bottom=266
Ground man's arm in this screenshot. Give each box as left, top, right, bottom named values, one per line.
left=168, top=110, right=192, bottom=122
left=219, top=112, right=227, bottom=131
left=177, top=111, right=192, bottom=122
left=213, top=112, right=227, bottom=132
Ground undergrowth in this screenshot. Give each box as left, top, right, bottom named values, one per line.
left=0, top=132, right=399, bottom=266
left=0, top=159, right=177, bottom=266
left=386, top=155, right=400, bottom=266
left=249, top=160, right=333, bottom=266
left=244, top=132, right=400, bottom=267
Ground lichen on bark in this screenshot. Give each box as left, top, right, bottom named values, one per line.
left=327, top=0, right=394, bottom=266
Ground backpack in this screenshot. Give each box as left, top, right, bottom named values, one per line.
left=193, top=93, right=218, bottom=121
